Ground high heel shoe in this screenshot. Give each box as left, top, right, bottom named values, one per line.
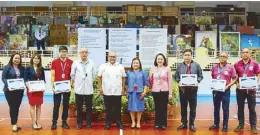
left=36, top=122, right=42, bottom=130
left=32, top=123, right=39, bottom=130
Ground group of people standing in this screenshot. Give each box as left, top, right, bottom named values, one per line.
left=1, top=46, right=259, bottom=134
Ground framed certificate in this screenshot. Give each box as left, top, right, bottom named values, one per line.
left=28, top=80, right=46, bottom=92
left=210, top=79, right=226, bottom=92
left=7, top=79, right=26, bottom=91
left=54, top=80, right=71, bottom=93
left=180, top=74, right=197, bottom=86
left=239, top=76, right=258, bottom=89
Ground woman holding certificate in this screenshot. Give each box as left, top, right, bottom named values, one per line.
left=149, top=53, right=173, bottom=130
left=24, top=54, right=45, bottom=130
left=126, top=58, right=148, bottom=129
left=2, top=53, right=25, bottom=132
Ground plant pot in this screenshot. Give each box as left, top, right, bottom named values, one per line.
left=92, top=112, right=98, bottom=122
left=99, top=113, right=106, bottom=121
left=121, top=114, right=130, bottom=122
left=68, top=104, right=77, bottom=117
left=146, top=112, right=155, bottom=121
left=167, top=104, right=174, bottom=117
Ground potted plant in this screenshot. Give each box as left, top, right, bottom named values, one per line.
left=168, top=80, right=179, bottom=117
left=121, top=96, right=130, bottom=122
left=69, top=88, right=77, bottom=117
left=143, top=94, right=155, bottom=121
left=92, top=93, right=105, bottom=121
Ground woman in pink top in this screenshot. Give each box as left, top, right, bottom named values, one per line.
left=149, top=53, right=173, bottom=130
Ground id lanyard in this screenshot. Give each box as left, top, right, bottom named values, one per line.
left=243, top=63, right=250, bottom=78
left=133, top=71, right=138, bottom=91
left=217, top=64, right=226, bottom=79
left=61, top=62, right=67, bottom=79
left=243, top=63, right=250, bottom=93
left=14, top=67, right=20, bottom=79
left=81, top=62, right=88, bottom=78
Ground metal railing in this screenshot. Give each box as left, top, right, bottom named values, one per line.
left=0, top=10, right=246, bottom=17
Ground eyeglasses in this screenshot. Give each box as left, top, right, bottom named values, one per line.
left=109, top=56, right=116, bottom=58
left=80, top=52, right=88, bottom=54
left=242, top=51, right=249, bottom=54
left=219, top=56, right=227, bottom=58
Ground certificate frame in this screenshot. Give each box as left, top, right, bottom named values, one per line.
left=210, top=79, right=226, bottom=92
left=239, top=76, right=258, bottom=89
left=180, top=74, right=198, bottom=86
left=54, top=80, right=71, bottom=93
left=7, top=79, right=26, bottom=91
left=28, top=80, right=46, bottom=92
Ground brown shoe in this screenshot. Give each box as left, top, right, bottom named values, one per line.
left=251, top=126, right=258, bottom=134
left=234, top=125, right=244, bottom=132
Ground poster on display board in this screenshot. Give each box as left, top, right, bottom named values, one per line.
left=220, top=32, right=240, bottom=57
left=195, top=31, right=217, bottom=58
left=1, top=16, right=17, bottom=24
left=172, top=34, right=192, bottom=54
left=108, top=28, right=137, bottom=67
left=241, top=34, right=260, bottom=49
left=78, top=28, right=106, bottom=68
left=8, top=34, right=28, bottom=50
left=218, top=25, right=236, bottom=32
left=139, top=28, right=167, bottom=68
left=68, top=24, right=86, bottom=47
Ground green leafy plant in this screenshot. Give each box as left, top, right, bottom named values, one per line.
left=121, top=96, right=128, bottom=114
left=144, top=95, right=155, bottom=114
left=168, top=80, right=179, bottom=105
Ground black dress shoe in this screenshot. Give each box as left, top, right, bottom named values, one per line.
left=222, top=126, right=228, bottom=132
left=234, top=125, right=244, bottom=132
left=61, top=122, right=70, bottom=129
left=77, top=125, right=82, bottom=130
left=51, top=124, right=57, bottom=130
left=251, top=126, right=258, bottom=134
left=209, top=124, right=219, bottom=130
left=116, top=121, right=124, bottom=130
left=131, top=126, right=136, bottom=129
left=105, top=124, right=111, bottom=130
left=17, top=127, right=22, bottom=131
left=87, top=124, right=92, bottom=130
left=161, top=125, right=167, bottom=130
left=117, top=124, right=124, bottom=130
left=154, top=125, right=160, bottom=130
left=177, top=124, right=187, bottom=130
left=189, top=125, right=196, bottom=132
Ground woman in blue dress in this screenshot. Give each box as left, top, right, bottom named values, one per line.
left=126, top=58, right=148, bottom=129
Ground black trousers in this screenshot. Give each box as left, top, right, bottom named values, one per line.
left=179, top=88, right=197, bottom=126
left=75, top=94, right=93, bottom=125
left=152, top=91, right=169, bottom=126
left=236, top=89, right=257, bottom=126
left=103, top=95, right=122, bottom=124
left=36, top=39, right=45, bottom=54
left=213, top=89, right=230, bottom=126
left=52, top=92, right=70, bottom=124
left=4, top=90, right=24, bottom=125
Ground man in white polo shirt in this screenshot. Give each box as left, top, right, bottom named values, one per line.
left=98, top=52, right=126, bottom=130
left=71, top=48, right=96, bottom=130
